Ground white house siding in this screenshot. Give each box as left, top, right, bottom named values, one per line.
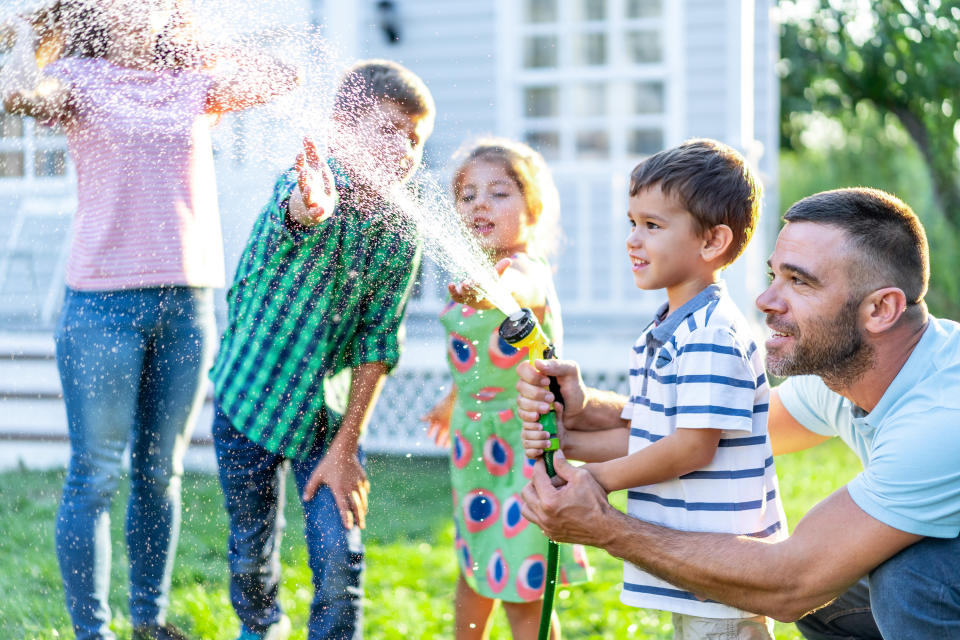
left=356, top=1, right=500, bottom=173
left=682, top=0, right=779, bottom=323
left=684, top=0, right=729, bottom=142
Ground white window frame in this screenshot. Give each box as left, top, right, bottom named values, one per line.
left=495, top=0, right=685, bottom=316
left=0, top=111, right=74, bottom=195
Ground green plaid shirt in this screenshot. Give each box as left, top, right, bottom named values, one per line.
left=211, top=164, right=422, bottom=459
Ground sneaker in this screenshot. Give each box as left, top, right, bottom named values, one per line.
left=132, top=623, right=191, bottom=640
left=236, top=615, right=291, bottom=640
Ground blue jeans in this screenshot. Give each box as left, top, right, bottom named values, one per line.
left=796, top=534, right=960, bottom=639
left=212, top=405, right=364, bottom=640
left=54, top=287, right=216, bottom=640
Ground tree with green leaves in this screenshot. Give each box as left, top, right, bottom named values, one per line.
left=781, top=0, right=960, bottom=228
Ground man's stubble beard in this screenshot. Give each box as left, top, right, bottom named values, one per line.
left=766, top=295, right=875, bottom=388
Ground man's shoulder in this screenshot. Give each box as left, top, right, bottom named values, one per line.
left=889, top=316, right=960, bottom=412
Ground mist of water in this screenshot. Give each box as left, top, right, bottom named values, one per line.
left=2, top=0, right=521, bottom=315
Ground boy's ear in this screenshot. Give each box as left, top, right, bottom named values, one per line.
left=700, top=224, right=733, bottom=263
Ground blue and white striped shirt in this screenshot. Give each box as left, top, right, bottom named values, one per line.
left=620, top=282, right=786, bottom=618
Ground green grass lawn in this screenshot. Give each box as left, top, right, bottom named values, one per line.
left=0, top=441, right=861, bottom=639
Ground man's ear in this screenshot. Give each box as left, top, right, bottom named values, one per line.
left=861, top=287, right=909, bottom=334
left=701, top=224, right=734, bottom=263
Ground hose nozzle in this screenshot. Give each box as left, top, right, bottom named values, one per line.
left=499, top=308, right=561, bottom=453
left=498, top=308, right=556, bottom=362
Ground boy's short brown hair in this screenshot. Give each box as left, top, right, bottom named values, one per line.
left=333, top=59, right=435, bottom=122
left=629, top=138, right=761, bottom=265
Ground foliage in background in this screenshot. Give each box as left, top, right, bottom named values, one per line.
left=779, top=0, right=960, bottom=318
left=1, top=443, right=861, bottom=639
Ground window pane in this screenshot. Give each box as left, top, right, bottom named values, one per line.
left=34, top=149, right=67, bottom=177
left=625, top=30, right=662, bottom=63
left=576, top=130, right=609, bottom=159
left=0, top=151, right=25, bottom=177
left=633, top=81, right=664, bottom=114
left=572, top=83, right=606, bottom=117
left=525, top=131, right=560, bottom=161
left=626, top=0, right=662, bottom=18
left=525, top=87, right=559, bottom=117
left=1, top=113, right=24, bottom=138
left=525, top=0, right=557, bottom=23
left=524, top=35, right=558, bottom=68
left=575, top=0, right=606, bottom=21
left=629, top=129, right=663, bottom=155
left=573, top=33, right=606, bottom=66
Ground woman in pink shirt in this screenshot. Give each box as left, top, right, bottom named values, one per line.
left=3, top=3, right=300, bottom=639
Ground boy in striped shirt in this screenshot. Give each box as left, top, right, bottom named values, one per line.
left=523, top=139, right=786, bottom=640
left=209, top=60, right=434, bottom=640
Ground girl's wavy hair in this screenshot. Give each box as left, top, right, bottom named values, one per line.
left=451, top=137, right=562, bottom=259
left=43, top=0, right=205, bottom=70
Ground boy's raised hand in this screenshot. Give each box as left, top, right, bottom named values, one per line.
left=292, top=136, right=338, bottom=225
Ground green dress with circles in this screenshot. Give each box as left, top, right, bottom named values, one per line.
left=440, top=259, right=590, bottom=602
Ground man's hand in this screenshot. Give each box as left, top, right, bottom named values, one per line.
left=292, top=136, right=338, bottom=225
left=516, top=359, right=587, bottom=429
left=302, top=446, right=370, bottom=530
left=520, top=450, right=615, bottom=546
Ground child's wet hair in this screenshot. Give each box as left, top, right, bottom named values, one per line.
left=334, top=59, right=435, bottom=122
left=451, top=138, right=561, bottom=258
left=630, top=138, right=761, bottom=264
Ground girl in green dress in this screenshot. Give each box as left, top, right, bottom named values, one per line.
left=422, top=139, right=590, bottom=639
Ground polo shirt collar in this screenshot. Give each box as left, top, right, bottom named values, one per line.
left=856, top=318, right=938, bottom=426
left=648, top=281, right=725, bottom=347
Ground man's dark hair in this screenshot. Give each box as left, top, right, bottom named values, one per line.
left=629, top=138, right=761, bottom=265
left=783, top=188, right=929, bottom=306
left=334, top=59, right=435, bottom=120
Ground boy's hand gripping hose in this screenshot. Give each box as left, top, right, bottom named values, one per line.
left=498, top=308, right=564, bottom=640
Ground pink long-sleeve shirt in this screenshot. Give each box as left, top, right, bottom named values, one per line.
left=47, top=56, right=225, bottom=291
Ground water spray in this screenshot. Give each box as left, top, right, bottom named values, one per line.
left=498, top=307, right=563, bottom=640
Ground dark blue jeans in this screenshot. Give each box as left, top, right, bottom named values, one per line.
left=796, top=534, right=960, bottom=639
left=212, top=405, right=364, bottom=640
left=54, top=287, right=216, bottom=640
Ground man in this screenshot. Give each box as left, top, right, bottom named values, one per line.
left=516, top=188, right=960, bottom=639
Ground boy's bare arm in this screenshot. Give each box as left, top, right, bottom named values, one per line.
left=562, top=427, right=628, bottom=463
left=205, top=46, right=302, bottom=114
left=582, top=427, right=722, bottom=492
left=302, top=362, right=387, bottom=530
left=521, top=400, right=629, bottom=460
left=516, top=360, right=628, bottom=432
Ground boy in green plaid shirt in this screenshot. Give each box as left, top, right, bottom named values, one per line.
left=209, top=60, right=435, bottom=640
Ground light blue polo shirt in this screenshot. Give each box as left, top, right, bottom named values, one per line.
left=778, top=316, right=960, bottom=538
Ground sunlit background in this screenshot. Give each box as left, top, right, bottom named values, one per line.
left=3, top=0, right=956, bottom=638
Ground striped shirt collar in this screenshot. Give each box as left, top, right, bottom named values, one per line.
left=648, top=281, right=725, bottom=347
